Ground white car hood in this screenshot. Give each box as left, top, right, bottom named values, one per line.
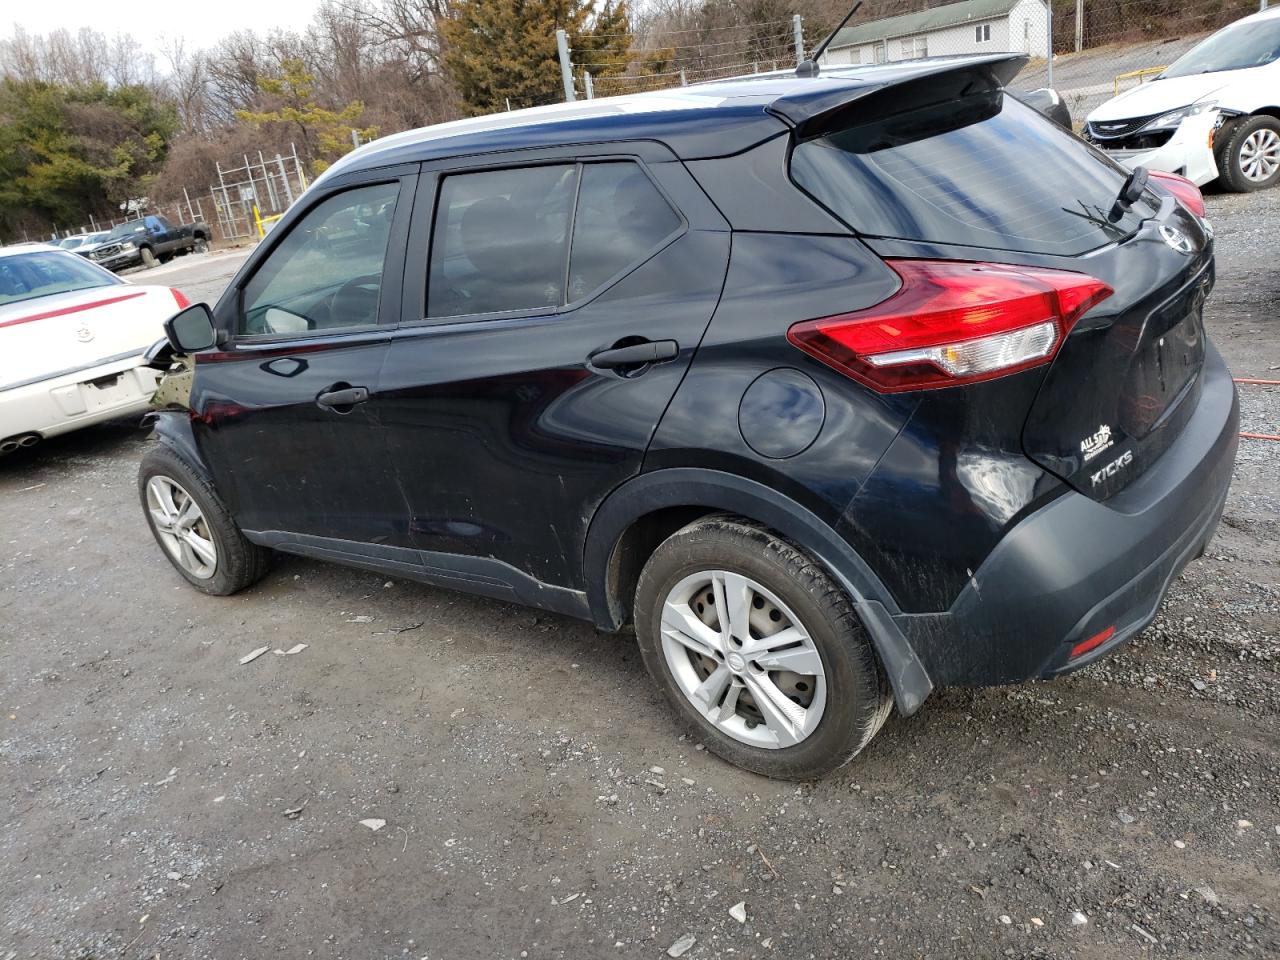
left=0, top=285, right=176, bottom=389
left=1087, top=68, right=1257, bottom=122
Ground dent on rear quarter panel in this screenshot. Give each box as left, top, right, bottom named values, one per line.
left=840, top=369, right=1066, bottom=613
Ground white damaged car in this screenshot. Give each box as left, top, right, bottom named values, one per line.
left=1084, top=6, right=1280, bottom=191
left=0, top=244, right=188, bottom=454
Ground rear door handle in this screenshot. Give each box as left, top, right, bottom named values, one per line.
left=316, top=385, right=369, bottom=409
left=589, top=340, right=679, bottom=370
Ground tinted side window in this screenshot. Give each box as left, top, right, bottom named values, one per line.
left=240, top=181, right=400, bottom=337
left=428, top=165, right=576, bottom=318
left=568, top=163, right=681, bottom=301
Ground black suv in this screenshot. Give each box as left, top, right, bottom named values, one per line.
left=141, top=55, right=1238, bottom=779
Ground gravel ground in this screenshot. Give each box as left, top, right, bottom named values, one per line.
left=2, top=191, right=1277, bottom=960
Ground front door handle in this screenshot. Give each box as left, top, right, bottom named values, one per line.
left=589, top=339, right=679, bottom=371
left=316, top=385, right=369, bottom=410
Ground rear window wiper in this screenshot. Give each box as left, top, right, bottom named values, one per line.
left=1110, top=165, right=1149, bottom=222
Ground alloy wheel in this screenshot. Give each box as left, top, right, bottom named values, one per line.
left=659, top=570, right=827, bottom=749
left=146, top=475, right=218, bottom=579
left=1239, top=128, right=1280, bottom=183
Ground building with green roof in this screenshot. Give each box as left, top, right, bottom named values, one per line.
left=821, top=0, right=1049, bottom=65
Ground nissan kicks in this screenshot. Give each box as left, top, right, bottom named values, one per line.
left=139, top=54, right=1238, bottom=779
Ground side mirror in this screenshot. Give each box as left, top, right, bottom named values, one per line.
left=164, top=303, right=217, bottom=354
left=1013, top=87, right=1073, bottom=130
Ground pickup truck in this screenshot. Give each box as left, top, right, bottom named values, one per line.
left=88, top=215, right=211, bottom=272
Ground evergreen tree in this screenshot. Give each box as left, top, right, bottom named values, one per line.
left=442, top=0, right=636, bottom=114
left=236, top=59, right=377, bottom=172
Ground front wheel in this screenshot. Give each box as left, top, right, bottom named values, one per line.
left=140, top=246, right=158, bottom=268
left=634, top=517, right=892, bottom=780
left=138, top=445, right=271, bottom=595
left=1218, top=115, right=1280, bottom=192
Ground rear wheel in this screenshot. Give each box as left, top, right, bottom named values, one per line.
left=138, top=445, right=270, bottom=595
left=634, top=517, right=892, bottom=779
left=1218, top=115, right=1280, bottom=192
left=193, top=236, right=209, bottom=254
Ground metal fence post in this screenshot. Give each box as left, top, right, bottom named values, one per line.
left=1046, top=0, right=1053, bottom=87
left=793, top=14, right=805, bottom=66
left=679, top=69, right=687, bottom=86
left=556, top=29, right=576, bottom=102
left=1075, top=0, right=1083, bottom=52
left=276, top=154, right=295, bottom=206
left=584, top=71, right=594, bottom=99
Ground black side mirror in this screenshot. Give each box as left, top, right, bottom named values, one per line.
left=164, top=303, right=217, bottom=354
left=1012, top=87, right=1073, bottom=130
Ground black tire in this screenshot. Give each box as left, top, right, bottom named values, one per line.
left=193, top=236, right=209, bottom=254
left=1216, top=115, right=1280, bottom=192
left=138, top=444, right=271, bottom=596
left=634, top=516, right=892, bottom=780
left=140, top=246, right=158, bottom=268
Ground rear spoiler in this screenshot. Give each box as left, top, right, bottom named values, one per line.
left=766, top=54, right=1027, bottom=138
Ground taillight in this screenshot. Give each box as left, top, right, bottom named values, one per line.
left=786, top=260, right=1113, bottom=393
left=171, top=288, right=191, bottom=309
left=1148, top=170, right=1206, bottom=218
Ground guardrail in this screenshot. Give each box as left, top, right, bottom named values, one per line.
left=1114, top=65, right=1167, bottom=95
left=252, top=204, right=286, bottom=239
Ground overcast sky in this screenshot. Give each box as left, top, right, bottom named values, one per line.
left=3, top=0, right=328, bottom=51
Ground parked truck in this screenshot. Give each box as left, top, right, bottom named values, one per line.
left=88, top=214, right=211, bottom=272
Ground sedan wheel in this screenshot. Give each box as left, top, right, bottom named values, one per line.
left=145, top=475, right=218, bottom=579
left=1238, top=127, right=1280, bottom=184
left=1220, top=116, right=1280, bottom=192
left=660, top=569, right=827, bottom=749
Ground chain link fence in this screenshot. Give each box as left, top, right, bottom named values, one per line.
left=42, top=144, right=309, bottom=248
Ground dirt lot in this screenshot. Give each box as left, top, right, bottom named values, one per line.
left=2, top=190, right=1278, bottom=960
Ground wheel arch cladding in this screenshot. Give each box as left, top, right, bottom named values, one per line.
left=584, top=467, right=934, bottom=714
left=146, top=411, right=210, bottom=481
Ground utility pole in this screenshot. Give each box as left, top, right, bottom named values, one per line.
left=584, top=71, right=594, bottom=99
left=793, top=14, right=805, bottom=66
left=556, top=29, right=576, bottom=102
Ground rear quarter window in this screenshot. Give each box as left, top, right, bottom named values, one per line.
left=790, top=92, right=1157, bottom=256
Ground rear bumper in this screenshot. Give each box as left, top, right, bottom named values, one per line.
left=897, top=339, right=1238, bottom=685
left=90, top=251, right=142, bottom=271
left=0, top=357, right=159, bottom=440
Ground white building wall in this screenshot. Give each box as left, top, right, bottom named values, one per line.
left=1007, top=0, right=1050, bottom=58
left=823, top=3, right=1049, bottom=64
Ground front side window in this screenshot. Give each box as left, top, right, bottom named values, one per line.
left=240, top=181, right=400, bottom=337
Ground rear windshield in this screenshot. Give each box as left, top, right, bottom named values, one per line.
left=0, top=251, right=116, bottom=306
left=790, top=91, right=1157, bottom=256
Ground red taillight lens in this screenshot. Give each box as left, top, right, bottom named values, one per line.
left=786, top=260, right=1113, bottom=393
left=1148, top=170, right=1206, bottom=218
left=171, top=288, right=191, bottom=309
